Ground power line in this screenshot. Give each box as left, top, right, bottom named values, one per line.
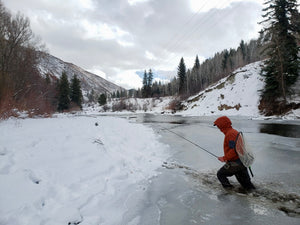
left=161, top=0, right=211, bottom=53
left=160, top=1, right=232, bottom=68
left=144, top=1, right=244, bottom=81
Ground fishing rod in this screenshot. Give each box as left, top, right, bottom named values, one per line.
left=159, top=125, right=218, bottom=159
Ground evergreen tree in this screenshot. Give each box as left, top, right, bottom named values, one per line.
left=194, top=55, right=200, bottom=69
left=120, top=90, right=127, bottom=98
left=291, top=9, right=300, bottom=42
left=152, top=81, right=161, bottom=97
left=192, top=55, right=201, bottom=93
left=142, top=70, right=148, bottom=98
left=228, top=48, right=235, bottom=70
left=165, top=38, right=263, bottom=99
left=57, top=72, right=70, bottom=111
left=259, top=0, right=299, bottom=103
left=98, top=93, right=107, bottom=106
left=141, top=69, right=154, bottom=97
left=147, top=69, right=153, bottom=96
left=136, top=88, right=142, bottom=98
left=70, top=74, right=83, bottom=109
left=222, top=50, right=229, bottom=71
left=177, top=57, right=186, bottom=95
left=239, top=40, right=246, bottom=60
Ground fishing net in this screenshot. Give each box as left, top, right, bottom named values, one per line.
left=235, top=132, right=254, bottom=167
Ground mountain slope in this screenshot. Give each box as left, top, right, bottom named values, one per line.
left=38, top=53, right=125, bottom=98
left=178, top=61, right=300, bottom=118
left=179, top=61, right=264, bottom=117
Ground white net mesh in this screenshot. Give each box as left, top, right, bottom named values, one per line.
left=235, top=132, right=254, bottom=167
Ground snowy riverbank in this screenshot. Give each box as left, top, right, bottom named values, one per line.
left=0, top=115, right=170, bottom=225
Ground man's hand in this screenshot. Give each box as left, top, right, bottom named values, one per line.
left=218, top=156, right=225, bottom=162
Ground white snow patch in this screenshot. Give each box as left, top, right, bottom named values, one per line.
left=0, top=115, right=169, bottom=225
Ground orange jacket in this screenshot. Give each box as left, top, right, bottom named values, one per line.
left=214, top=116, right=239, bottom=162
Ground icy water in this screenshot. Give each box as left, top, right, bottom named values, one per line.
left=129, top=114, right=300, bottom=225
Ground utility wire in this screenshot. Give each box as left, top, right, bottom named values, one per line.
left=161, top=0, right=210, bottom=53
left=161, top=1, right=232, bottom=67
left=144, top=1, right=242, bottom=78
left=146, top=0, right=224, bottom=69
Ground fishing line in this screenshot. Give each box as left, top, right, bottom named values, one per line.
left=158, top=125, right=218, bottom=159
left=159, top=125, right=254, bottom=177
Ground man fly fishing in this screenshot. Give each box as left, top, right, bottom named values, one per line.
left=214, top=116, right=255, bottom=191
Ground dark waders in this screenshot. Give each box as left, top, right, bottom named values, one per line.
left=217, top=159, right=255, bottom=190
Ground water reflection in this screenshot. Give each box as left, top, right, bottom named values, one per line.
left=136, top=114, right=195, bottom=125
left=134, top=114, right=300, bottom=138
left=259, top=123, right=300, bottom=138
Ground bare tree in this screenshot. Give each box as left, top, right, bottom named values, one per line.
left=0, top=1, right=56, bottom=117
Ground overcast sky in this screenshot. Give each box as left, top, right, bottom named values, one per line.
left=3, top=0, right=265, bottom=89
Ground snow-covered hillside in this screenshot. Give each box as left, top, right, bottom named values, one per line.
left=178, top=61, right=300, bottom=118
left=38, top=53, right=125, bottom=98
left=180, top=61, right=265, bottom=117
left=94, top=62, right=265, bottom=116
left=93, top=61, right=299, bottom=119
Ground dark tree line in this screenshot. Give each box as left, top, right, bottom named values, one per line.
left=111, top=89, right=128, bottom=98
left=110, top=68, right=176, bottom=99
left=180, top=39, right=264, bottom=97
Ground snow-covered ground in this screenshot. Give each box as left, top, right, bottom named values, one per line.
left=0, top=115, right=169, bottom=225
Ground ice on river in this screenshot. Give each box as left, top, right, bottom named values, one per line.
left=139, top=114, right=300, bottom=225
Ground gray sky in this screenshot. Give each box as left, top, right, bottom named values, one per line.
left=3, top=0, right=264, bottom=89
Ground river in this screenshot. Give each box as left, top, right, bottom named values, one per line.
left=124, top=114, right=300, bottom=225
